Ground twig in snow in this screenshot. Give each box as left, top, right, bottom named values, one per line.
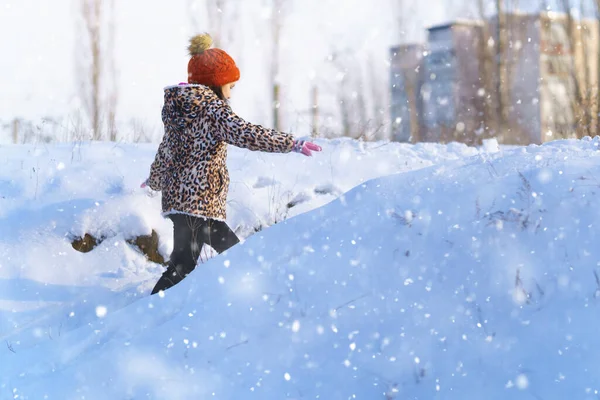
left=416, top=366, right=426, bottom=383
left=486, top=160, right=499, bottom=178
left=518, top=172, right=533, bottom=213
left=6, top=341, right=15, bottom=353
left=534, top=280, right=545, bottom=297
left=388, top=210, right=415, bottom=226
left=371, top=142, right=392, bottom=150
left=515, top=269, right=531, bottom=304
left=226, top=340, right=249, bottom=351
left=263, top=292, right=283, bottom=305
left=32, top=166, right=40, bottom=200
left=335, top=293, right=370, bottom=311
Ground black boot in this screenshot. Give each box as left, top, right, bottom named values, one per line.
left=150, top=214, right=200, bottom=295
left=150, top=214, right=240, bottom=295
left=151, top=262, right=188, bottom=295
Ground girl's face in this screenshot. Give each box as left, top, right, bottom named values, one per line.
left=221, top=82, right=237, bottom=100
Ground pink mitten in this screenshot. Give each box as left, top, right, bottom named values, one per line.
left=293, top=140, right=322, bottom=156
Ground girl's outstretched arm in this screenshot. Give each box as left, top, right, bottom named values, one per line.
left=205, top=99, right=295, bottom=153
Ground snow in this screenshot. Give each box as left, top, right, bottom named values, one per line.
left=3, top=136, right=600, bottom=398
left=481, top=137, right=500, bottom=153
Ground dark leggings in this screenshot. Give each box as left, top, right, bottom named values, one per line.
left=151, top=213, right=240, bottom=294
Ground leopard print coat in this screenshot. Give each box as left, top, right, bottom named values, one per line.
left=146, top=84, right=295, bottom=221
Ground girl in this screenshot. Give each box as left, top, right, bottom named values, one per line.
left=143, top=33, right=322, bottom=295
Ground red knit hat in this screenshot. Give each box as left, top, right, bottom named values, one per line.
left=187, top=33, right=240, bottom=86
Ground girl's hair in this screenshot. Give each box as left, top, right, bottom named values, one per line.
left=209, top=86, right=227, bottom=101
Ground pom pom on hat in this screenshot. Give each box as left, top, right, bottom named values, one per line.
left=188, top=33, right=213, bottom=56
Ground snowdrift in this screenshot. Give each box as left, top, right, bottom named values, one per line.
left=3, top=137, right=600, bottom=399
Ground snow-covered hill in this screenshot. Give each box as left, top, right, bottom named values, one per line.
left=3, top=137, right=600, bottom=399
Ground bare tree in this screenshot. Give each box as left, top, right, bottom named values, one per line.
left=330, top=50, right=381, bottom=140
left=475, top=0, right=499, bottom=137
left=495, top=0, right=509, bottom=134
left=392, top=0, right=418, bottom=42
left=106, top=0, right=118, bottom=141
left=77, top=0, right=118, bottom=141
left=311, top=85, right=319, bottom=137
left=390, top=0, right=421, bottom=142
left=560, top=0, right=583, bottom=133
left=80, top=0, right=102, bottom=140
left=329, top=50, right=354, bottom=138
left=559, top=0, right=594, bottom=137
left=269, top=0, right=290, bottom=132
left=206, top=0, right=225, bottom=47
left=188, top=0, right=226, bottom=48
left=579, top=0, right=594, bottom=136
left=393, top=0, right=408, bottom=41
left=367, top=53, right=387, bottom=140
left=595, top=0, right=600, bottom=136
left=12, top=119, right=19, bottom=144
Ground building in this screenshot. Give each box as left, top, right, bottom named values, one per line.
left=488, top=12, right=599, bottom=143
left=418, top=20, right=485, bottom=144
left=390, top=12, right=599, bottom=145
left=537, top=12, right=599, bottom=141
left=390, top=44, right=424, bottom=142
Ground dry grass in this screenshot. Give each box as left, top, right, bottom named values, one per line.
left=71, top=230, right=166, bottom=265
left=71, top=233, right=99, bottom=253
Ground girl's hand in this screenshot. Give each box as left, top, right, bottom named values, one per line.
left=293, top=140, right=322, bottom=156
